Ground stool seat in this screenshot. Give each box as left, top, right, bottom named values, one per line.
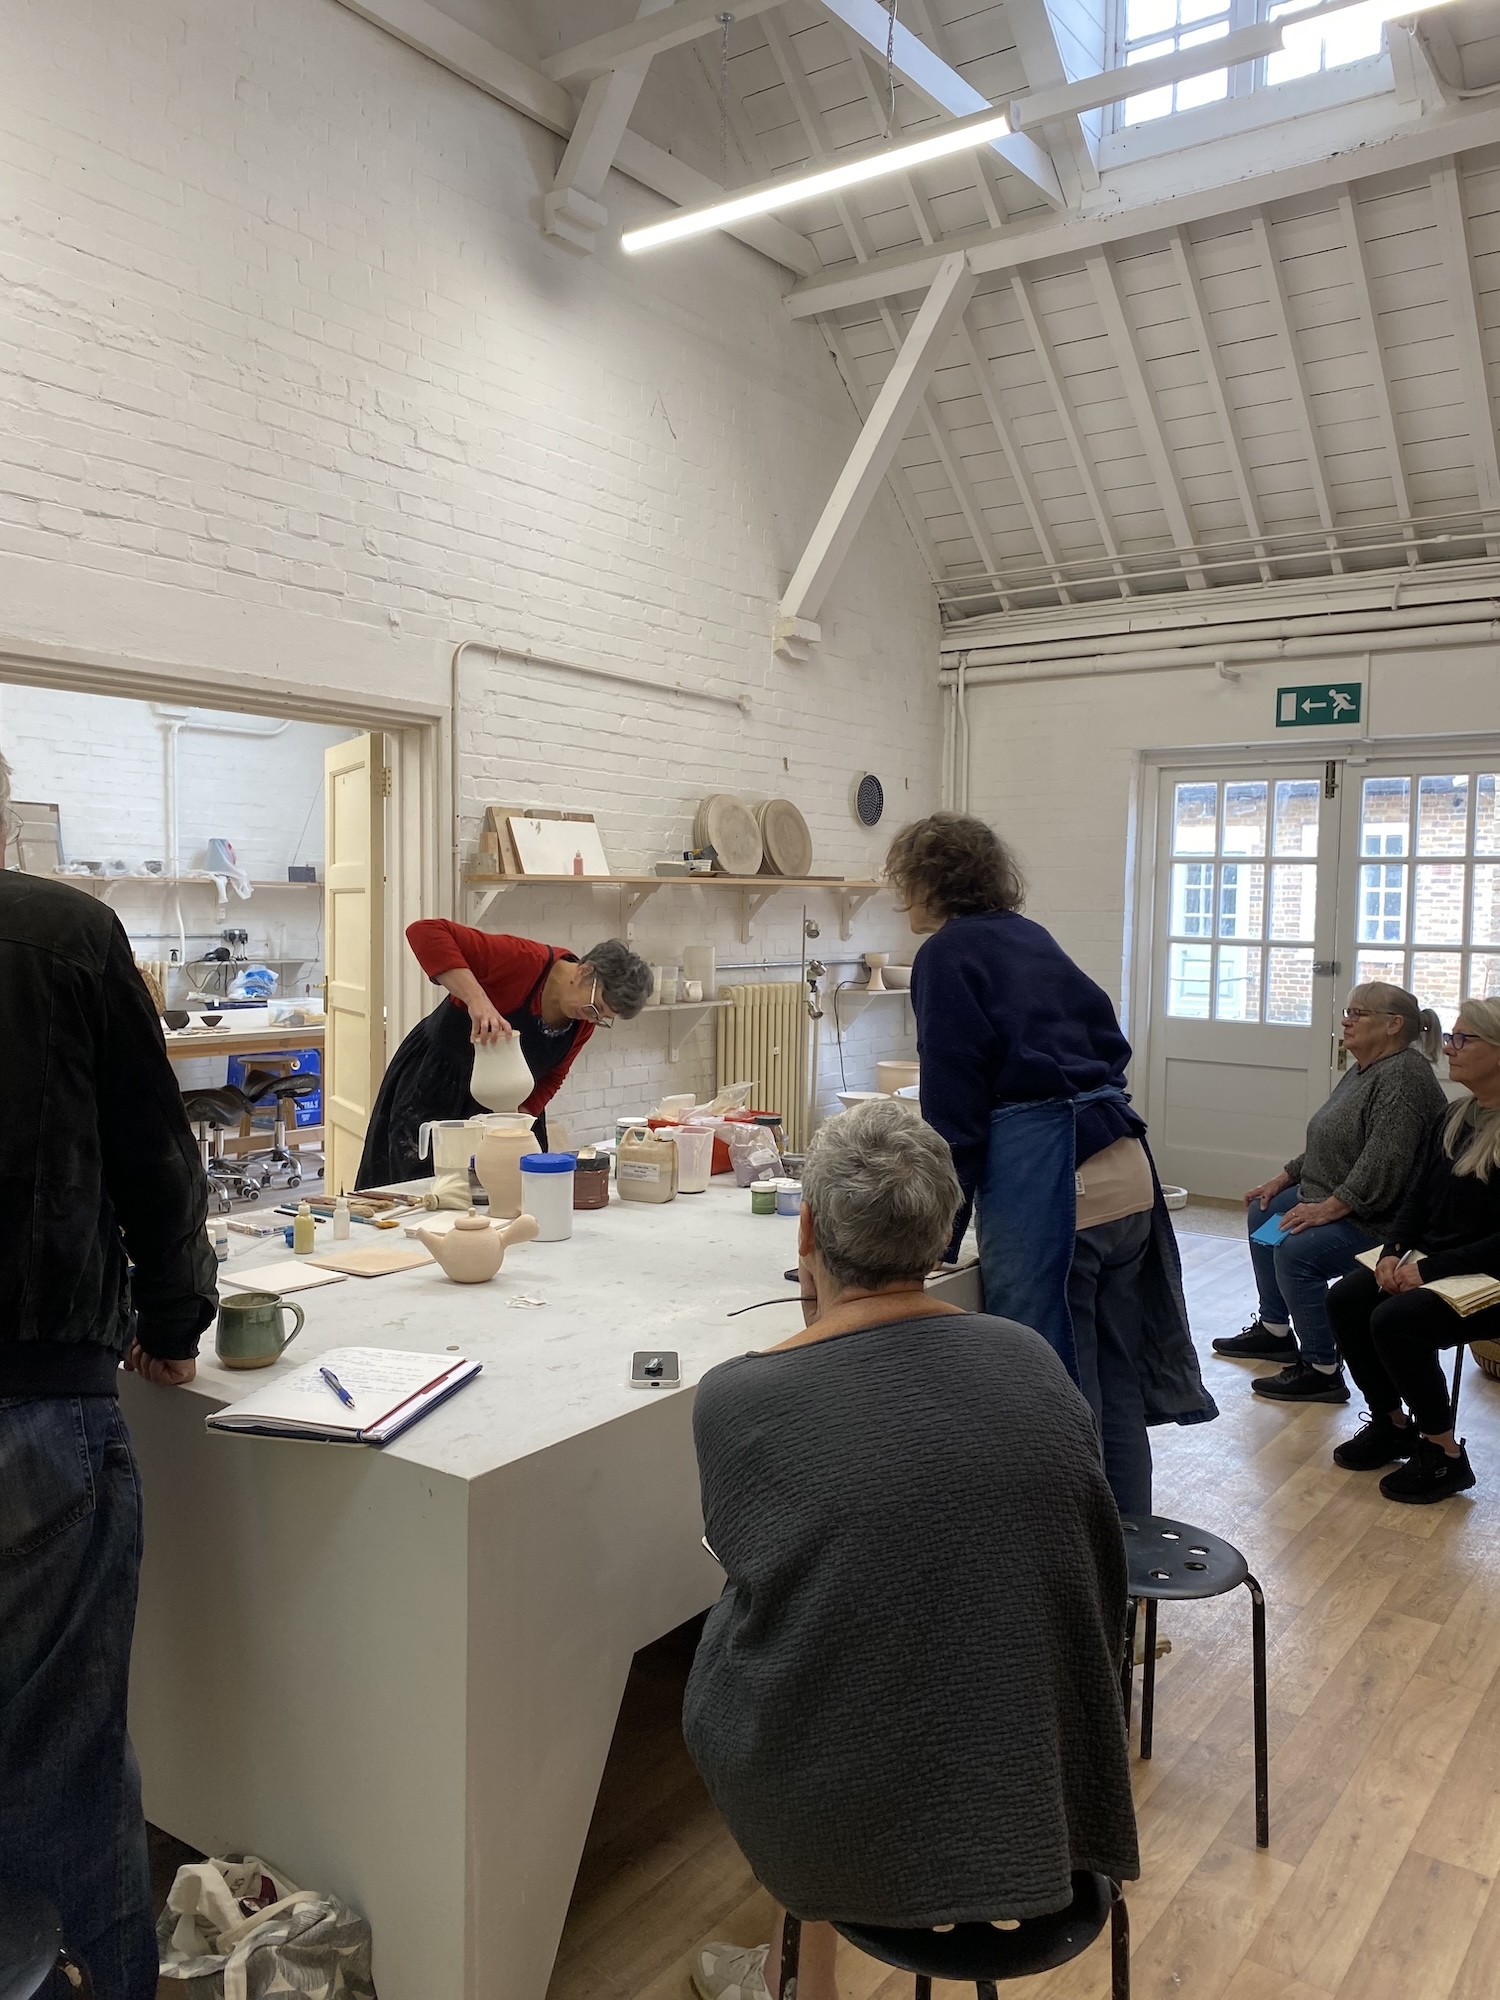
left=834, top=1873, right=1121, bottom=1983
left=181, top=1085, right=254, bottom=1127
left=1122, top=1516, right=1248, bottom=1599
left=0, top=1884, right=64, bottom=2000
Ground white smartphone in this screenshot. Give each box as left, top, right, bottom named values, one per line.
left=630, top=1350, right=681, bottom=1390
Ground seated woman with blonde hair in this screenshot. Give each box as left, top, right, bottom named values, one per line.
left=1326, top=995, right=1500, bottom=1504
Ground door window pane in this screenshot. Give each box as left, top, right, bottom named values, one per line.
left=1410, top=952, right=1463, bottom=1028
left=1469, top=954, right=1500, bottom=1001
left=1171, top=862, right=1215, bottom=936
left=1416, top=774, right=1470, bottom=856
left=1215, top=945, right=1262, bottom=1022
left=1355, top=950, right=1406, bottom=991
left=1173, top=783, right=1218, bottom=855
left=1268, top=864, right=1316, bottom=941
left=1273, top=779, right=1320, bottom=857
left=1473, top=865, right=1500, bottom=947
left=1359, top=862, right=1407, bottom=943
left=1361, top=777, right=1410, bottom=857
left=1217, top=862, right=1264, bottom=939
left=1266, top=947, right=1314, bottom=1025
left=1222, top=781, right=1268, bottom=857
left=1167, top=942, right=1211, bottom=1018
left=1413, top=863, right=1464, bottom=945
left=1475, top=776, right=1500, bottom=856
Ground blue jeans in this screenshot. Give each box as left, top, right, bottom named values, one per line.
left=0, top=1396, right=157, bottom=2000
left=1247, top=1186, right=1380, bottom=1368
left=1068, top=1209, right=1153, bottom=1515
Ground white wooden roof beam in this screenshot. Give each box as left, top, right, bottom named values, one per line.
left=543, top=0, right=789, bottom=84
left=1086, top=248, right=1205, bottom=589
left=955, top=320, right=1073, bottom=601
left=545, top=0, right=675, bottom=252
left=1002, top=0, right=1100, bottom=196
left=776, top=252, right=978, bottom=654
left=1337, top=188, right=1418, bottom=564
left=1430, top=159, right=1500, bottom=557
left=1010, top=268, right=1131, bottom=596
left=1168, top=228, right=1272, bottom=583
left=899, top=0, right=1012, bottom=228
left=810, top=0, right=1066, bottom=208
left=1249, top=210, right=1344, bottom=575
left=818, top=316, right=948, bottom=585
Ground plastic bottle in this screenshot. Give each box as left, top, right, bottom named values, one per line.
left=518, top=1153, right=576, bottom=1240
left=332, top=1193, right=351, bottom=1241
left=292, top=1201, right=316, bottom=1255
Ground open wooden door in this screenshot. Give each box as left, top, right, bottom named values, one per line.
left=324, top=732, right=387, bottom=1193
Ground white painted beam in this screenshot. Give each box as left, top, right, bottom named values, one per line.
left=776, top=252, right=978, bottom=649
left=1430, top=160, right=1500, bottom=557
left=1002, top=0, right=1099, bottom=193
left=818, top=317, right=948, bottom=585
left=783, top=100, right=1500, bottom=317
left=1338, top=188, right=1418, bottom=562
left=1250, top=211, right=1344, bottom=574
left=546, top=0, right=676, bottom=252
left=1168, top=228, right=1272, bottom=583
left=1086, top=249, right=1205, bottom=588
left=543, top=0, right=788, bottom=85
left=331, top=0, right=817, bottom=274
left=811, top=0, right=1066, bottom=208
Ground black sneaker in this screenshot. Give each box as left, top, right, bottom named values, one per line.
left=1333, top=1412, right=1416, bottom=1470
left=1251, top=1360, right=1351, bottom=1403
left=1213, top=1318, right=1299, bottom=1361
left=1379, top=1438, right=1476, bottom=1505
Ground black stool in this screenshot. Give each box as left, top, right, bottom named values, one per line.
left=1119, top=1515, right=1269, bottom=1849
left=242, top=1070, right=321, bottom=1187
left=181, top=1086, right=261, bottom=1208
left=778, top=1874, right=1129, bottom=1999
left=0, top=1884, right=66, bottom=2000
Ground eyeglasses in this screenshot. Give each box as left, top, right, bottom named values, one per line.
left=578, top=975, right=615, bottom=1030
left=1342, top=1007, right=1398, bottom=1022
left=1444, top=1031, right=1480, bottom=1052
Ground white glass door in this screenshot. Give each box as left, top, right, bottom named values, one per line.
left=1146, top=763, right=1343, bottom=1196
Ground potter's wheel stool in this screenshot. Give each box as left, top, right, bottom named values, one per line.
left=1119, top=1515, right=1269, bottom=1849
left=778, top=1874, right=1130, bottom=1999
left=0, top=1884, right=66, bottom=2000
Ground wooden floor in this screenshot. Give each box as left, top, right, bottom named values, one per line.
left=546, top=1227, right=1500, bottom=2000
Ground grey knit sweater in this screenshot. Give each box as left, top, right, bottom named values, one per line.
left=1285, top=1045, right=1446, bottom=1228
left=683, top=1313, right=1139, bottom=1927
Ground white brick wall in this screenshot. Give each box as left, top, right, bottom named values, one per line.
left=0, top=0, right=945, bottom=1138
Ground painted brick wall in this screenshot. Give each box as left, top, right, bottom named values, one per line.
left=0, top=0, right=944, bottom=1139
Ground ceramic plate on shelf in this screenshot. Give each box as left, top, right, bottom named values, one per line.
left=701, top=795, right=763, bottom=877
left=756, top=799, right=813, bottom=877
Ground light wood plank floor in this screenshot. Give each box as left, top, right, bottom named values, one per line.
left=546, top=1228, right=1500, bottom=2000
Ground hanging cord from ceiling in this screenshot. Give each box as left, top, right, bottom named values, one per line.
left=884, top=1, right=898, bottom=137
left=718, top=12, right=734, bottom=187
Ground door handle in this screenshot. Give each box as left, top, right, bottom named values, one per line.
left=1313, top=960, right=1342, bottom=977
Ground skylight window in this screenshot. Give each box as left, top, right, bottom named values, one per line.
left=1115, top=0, right=1388, bottom=125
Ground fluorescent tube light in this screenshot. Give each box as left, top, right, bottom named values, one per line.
left=620, top=105, right=1012, bottom=254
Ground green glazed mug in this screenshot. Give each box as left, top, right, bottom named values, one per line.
left=215, top=1291, right=306, bottom=1371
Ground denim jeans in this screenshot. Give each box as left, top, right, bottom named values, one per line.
left=0, top=1395, right=157, bottom=2000
left=1247, top=1185, right=1381, bottom=1368
left=1068, top=1209, right=1154, bottom=1515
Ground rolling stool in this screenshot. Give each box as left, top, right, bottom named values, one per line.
left=181, top=1087, right=261, bottom=1208
left=1119, top=1515, right=1269, bottom=1849
left=243, top=1070, right=321, bottom=1188
left=778, top=1874, right=1129, bottom=1999
left=0, top=1884, right=66, bottom=2000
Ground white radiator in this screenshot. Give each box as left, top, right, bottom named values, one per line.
left=716, top=982, right=808, bottom=1149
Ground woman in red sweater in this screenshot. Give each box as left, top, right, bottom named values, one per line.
left=356, top=922, right=651, bottom=1188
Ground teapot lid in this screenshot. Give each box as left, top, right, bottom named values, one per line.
left=454, top=1209, right=492, bottom=1231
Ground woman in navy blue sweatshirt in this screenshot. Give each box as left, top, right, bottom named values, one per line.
left=886, top=813, right=1213, bottom=1511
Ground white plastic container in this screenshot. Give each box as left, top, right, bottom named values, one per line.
left=616, top=1128, right=678, bottom=1203
left=775, top=1179, right=803, bottom=1217
left=518, top=1153, right=575, bottom=1240
left=670, top=1126, right=715, bottom=1194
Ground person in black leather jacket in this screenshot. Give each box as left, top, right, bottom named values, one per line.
left=1327, top=996, right=1500, bottom=1507
left=0, top=747, right=218, bottom=2000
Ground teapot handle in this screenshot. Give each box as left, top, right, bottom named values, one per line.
left=499, top=1214, right=540, bottom=1249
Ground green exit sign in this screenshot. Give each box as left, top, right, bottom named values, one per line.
left=1276, top=682, right=1363, bottom=728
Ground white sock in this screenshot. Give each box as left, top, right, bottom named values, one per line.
left=1309, top=1359, right=1340, bottom=1374
left=1262, top=1319, right=1291, bottom=1335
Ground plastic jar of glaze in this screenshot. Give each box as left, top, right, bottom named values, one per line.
left=573, top=1151, right=610, bottom=1210
left=750, top=1184, right=778, bottom=1215
left=518, top=1153, right=576, bottom=1240
left=775, top=1180, right=803, bottom=1217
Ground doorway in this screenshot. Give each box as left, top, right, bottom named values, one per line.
left=1140, top=740, right=1500, bottom=1196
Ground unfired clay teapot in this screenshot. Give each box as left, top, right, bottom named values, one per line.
left=412, top=1210, right=539, bottom=1283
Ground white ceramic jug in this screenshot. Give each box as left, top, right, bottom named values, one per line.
left=470, top=1031, right=533, bottom=1112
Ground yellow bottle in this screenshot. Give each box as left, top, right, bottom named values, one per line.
left=292, top=1201, right=316, bottom=1254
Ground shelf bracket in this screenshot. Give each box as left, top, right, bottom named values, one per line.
left=666, top=1003, right=716, bottom=1063
left=835, top=886, right=878, bottom=940
left=468, top=881, right=517, bottom=927
left=619, top=882, right=662, bottom=937
left=739, top=887, right=778, bottom=944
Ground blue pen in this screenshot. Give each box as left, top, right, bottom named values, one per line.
left=319, top=1365, right=356, bottom=1410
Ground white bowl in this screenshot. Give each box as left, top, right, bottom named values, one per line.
left=1162, top=1185, right=1188, bottom=1211
left=836, top=1090, right=886, bottom=1110
left=881, top=964, right=912, bottom=990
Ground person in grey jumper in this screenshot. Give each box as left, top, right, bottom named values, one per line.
left=1214, top=983, right=1445, bottom=1404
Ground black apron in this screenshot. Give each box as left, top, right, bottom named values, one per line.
left=355, top=954, right=580, bottom=1189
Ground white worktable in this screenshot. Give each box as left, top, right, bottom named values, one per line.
left=125, top=1180, right=982, bottom=2000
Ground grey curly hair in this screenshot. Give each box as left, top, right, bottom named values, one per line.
left=802, top=1095, right=962, bottom=1290
left=580, top=938, right=652, bottom=1020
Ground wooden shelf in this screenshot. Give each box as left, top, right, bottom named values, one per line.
left=464, top=872, right=884, bottom=941
left=58, top=874, right=320, bottom=893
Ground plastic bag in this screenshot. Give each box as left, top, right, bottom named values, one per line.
left=157, top=1854, right=375, bottom=2000
left=722, top=1120, right=782, bottom=1188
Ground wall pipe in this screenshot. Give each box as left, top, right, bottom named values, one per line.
left=955, top=653, right=971, bottom=812
left=939, top=620, right=1500, bottom=689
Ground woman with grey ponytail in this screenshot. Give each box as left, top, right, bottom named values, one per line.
left=1327, top=995, right=1500, bottom=1504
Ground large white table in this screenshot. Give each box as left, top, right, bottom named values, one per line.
left=125, top=1178, right=978, bottom=2000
